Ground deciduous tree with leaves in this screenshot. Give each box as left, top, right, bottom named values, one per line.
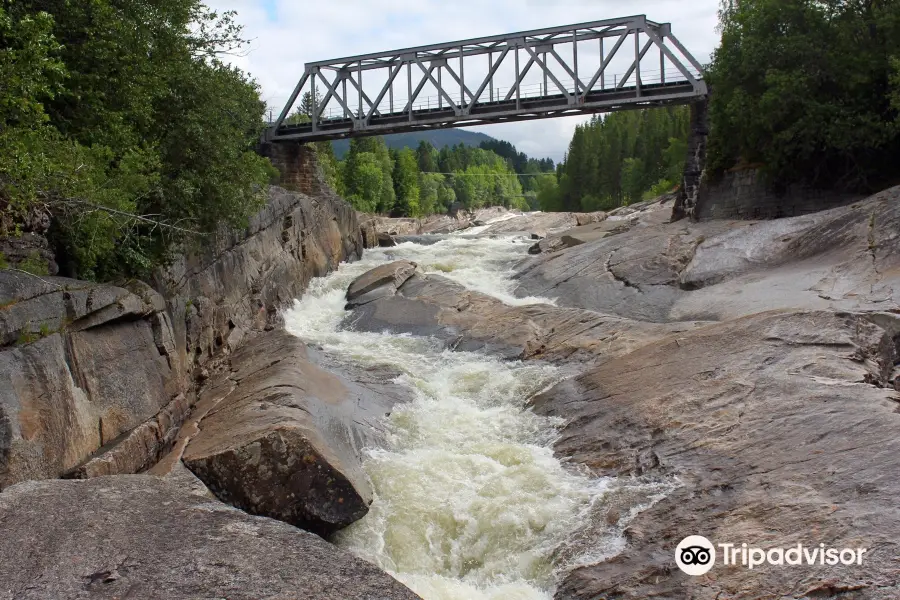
left=1, top=0, right=274, bottom=280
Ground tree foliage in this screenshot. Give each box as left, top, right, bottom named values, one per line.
left=391, top=148, right=420, bottom=217
left=0, top=0, right=273, bottom=280
left=555, top=107, right=689, bottom=211
left=340, top=139, right=534, bottom=216
left=707, top=0, right=900, bottom=190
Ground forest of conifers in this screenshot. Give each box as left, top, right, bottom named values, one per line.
left=2, top=0, right=900, bottom=281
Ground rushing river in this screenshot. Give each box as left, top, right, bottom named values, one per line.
left=283, top=233, right=626, bottom=599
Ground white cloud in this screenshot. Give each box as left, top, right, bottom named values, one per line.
left=207, top=0, right=720, bottom=162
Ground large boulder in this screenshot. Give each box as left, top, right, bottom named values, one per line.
left=532, top=310, right=900, bottom=599
left=575, top=211, right=608, bottom=226
left=346, top=260, right=417, bottom=308
left=0, top=476, right=419, bottom=600
left=183, top=330, right=409, bottom=535
left=478, top=210, right=577, bottom=236
left=528, top=219, right=635, bottom=254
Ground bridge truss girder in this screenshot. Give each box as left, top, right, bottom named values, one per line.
left=266, top=15, right=707, bottom=143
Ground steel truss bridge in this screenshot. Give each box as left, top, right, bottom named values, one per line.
left=265, top=15, right=707, bottom=144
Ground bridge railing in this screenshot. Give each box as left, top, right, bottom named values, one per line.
left=267, top=15, right=707, bottom=141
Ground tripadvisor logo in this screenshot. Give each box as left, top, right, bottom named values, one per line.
left=674, top=536, right=868, bottom=576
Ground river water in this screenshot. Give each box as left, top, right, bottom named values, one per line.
left=283, top=233, right=630, bottom=599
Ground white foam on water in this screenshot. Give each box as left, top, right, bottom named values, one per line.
left=378, top=236, right=554, bottom=306
left=283, top=235, right=610, bottom=599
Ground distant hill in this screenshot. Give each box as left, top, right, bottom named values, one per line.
left=332, top=129, right=496, bottom=158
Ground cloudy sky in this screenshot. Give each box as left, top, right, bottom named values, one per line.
left=206, top=0, right=721, bottom=162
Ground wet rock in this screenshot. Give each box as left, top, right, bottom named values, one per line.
left=395, top=234, right=444, bottom=246
left=534, top=310, right=900, bottom=599
left=575, top=211, right=608, bottom=226
left=0, top=476, right=419, bottom=600
left=377, top=232, right=398, bottom=247
left=346, top=260, right=418, bottom=308
left=183, top=330, right=409, bottom=535
left=344, top=271, right=703, bottom=365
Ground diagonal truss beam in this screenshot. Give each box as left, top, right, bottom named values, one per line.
left=267, top=15, right=707, bottom=143
left=505, top=53, right=537, bottom=102
left=522, top=44, right=571, bottom=100
left=366, top=62, right=403, bottom=121
left=617, top=38, right=654, bottom=90
left=583, top=29, right=629, bottom=95
left=465, top=46, right=510, bottom=113
left=414, top=58, right=460, bottom=114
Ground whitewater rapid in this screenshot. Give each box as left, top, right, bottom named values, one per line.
left=283, top=233, right=616, bottom=599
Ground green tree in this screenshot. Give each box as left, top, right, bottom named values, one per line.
left=620, top=158, right=646, bottom=205
left=343, top=152, right=383, bottom=213
left=1, top=0, right=273, bottom=279
left=535, top=174, right=562, bottom=212
left=315, top=141, right=341, bottom=193
left=392, top=148, right=420, bottom=216
left=342, top=137, right=396, bottom=213
left=437, top=182, right=457, bottom=211
left=554, top=107, right=689, bottom=211
left=416, top=141, right=437, bottom=173
left=418, top=172, right=443, bottom=215
left=707, top=0, right=900, bottom=190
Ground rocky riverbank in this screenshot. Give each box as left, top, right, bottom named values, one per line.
left=358, top=205, right=610, bottom=248
left=526, top=188, right=900, bottom=599
left=0, top=183, right=421, bottom=598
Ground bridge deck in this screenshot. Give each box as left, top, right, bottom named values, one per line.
left=266, top=16, right=707, bottom=144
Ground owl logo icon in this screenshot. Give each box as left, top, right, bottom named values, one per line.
left=675, top=536, right=716, bottom=576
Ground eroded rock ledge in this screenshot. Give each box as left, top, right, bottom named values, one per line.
left=534, top=310, right=900, bottom=599
left=514, top=187, right=900, bottom=599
